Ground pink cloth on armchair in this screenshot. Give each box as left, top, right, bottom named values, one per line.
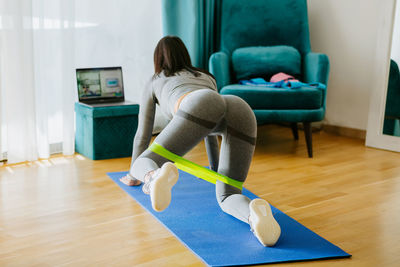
left=270, top=72, right=299, bottom=83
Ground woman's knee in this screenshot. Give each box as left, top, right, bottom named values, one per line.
left=215, top=180, right=242, bottom=205
left=131, top=150, right=168, bottom=176
left=130, top=156, right=159, bottom=181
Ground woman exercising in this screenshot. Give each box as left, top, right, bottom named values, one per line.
left=120, top=36, right=280, bottom=246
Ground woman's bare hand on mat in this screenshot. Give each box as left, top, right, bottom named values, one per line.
left=120, top=175, right=142, bottom=186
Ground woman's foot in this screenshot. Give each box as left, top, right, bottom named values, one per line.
left=143, top=162, right=179, bottom=212
left=249, top=198, right=281, bottom=247
left=120, top=174, right=142, bottom=186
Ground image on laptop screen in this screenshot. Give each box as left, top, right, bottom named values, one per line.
left=76, top=67, right=124, bottom=100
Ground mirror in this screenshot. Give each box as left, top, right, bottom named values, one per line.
left=366, top=0, right=400, bottom=152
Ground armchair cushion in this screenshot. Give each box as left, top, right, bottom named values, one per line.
left=232, top=46, right=301, bottom=80
left=220, top=84, right=323, bottom=110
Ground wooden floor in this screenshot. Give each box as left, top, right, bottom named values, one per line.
left=1, top=125, right=400, bottom=267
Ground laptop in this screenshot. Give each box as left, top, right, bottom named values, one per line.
left=76, top=66, right=134, bottom=107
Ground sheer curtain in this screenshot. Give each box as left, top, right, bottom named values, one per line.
left=0, top=0, right=162, bottom=164
left=0, top=0, right=75, bottom=164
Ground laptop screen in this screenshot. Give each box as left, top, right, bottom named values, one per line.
left=76, top=67, right=124, bottom=102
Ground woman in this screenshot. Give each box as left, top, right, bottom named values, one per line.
left=120, top=36, right=280, bottom=246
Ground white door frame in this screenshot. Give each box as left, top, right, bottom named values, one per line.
left=366, top=0, right=400, bottom=152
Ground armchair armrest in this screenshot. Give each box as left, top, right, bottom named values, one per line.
left=304, top=52, right=330, bottom=85
left=304, top=52, right=330, bottom=109
left=209, top=51, right=231, bottom=91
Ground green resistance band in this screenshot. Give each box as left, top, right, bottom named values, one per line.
left=149, top=142, right=243, bottom=190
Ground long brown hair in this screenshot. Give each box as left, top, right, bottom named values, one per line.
left=153, top=36, right=214, bottom=79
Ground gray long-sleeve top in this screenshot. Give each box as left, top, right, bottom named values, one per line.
left=132, top=70, right=217, bottom=161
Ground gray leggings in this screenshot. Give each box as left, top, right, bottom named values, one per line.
left=130, top=89, right=257, bottom=223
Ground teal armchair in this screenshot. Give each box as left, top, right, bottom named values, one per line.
left=209, top=0, right=329, bottom=157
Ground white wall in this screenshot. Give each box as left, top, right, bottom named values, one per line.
left=307, top=0, right=392, bottom=130
left=73, top=0, right=394, bottom=132
left=74, top=0, right=162, bottom=102
left=74, top=0, right=169, bottom=131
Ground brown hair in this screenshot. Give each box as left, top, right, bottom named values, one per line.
left=153, top=36, right=215, bottom=79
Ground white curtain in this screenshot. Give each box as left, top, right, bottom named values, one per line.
left=0, top=0, right=75, bottom=164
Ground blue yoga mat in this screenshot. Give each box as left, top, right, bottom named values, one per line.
left=107, top=171, right=350, bottom=266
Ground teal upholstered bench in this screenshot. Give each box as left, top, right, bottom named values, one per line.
left=75, top=103, right=139, bottom=160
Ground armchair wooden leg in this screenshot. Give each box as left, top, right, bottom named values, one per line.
left=290, top=123, right=299, bottom=140
left=303, top=122, right=313, bottom=158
